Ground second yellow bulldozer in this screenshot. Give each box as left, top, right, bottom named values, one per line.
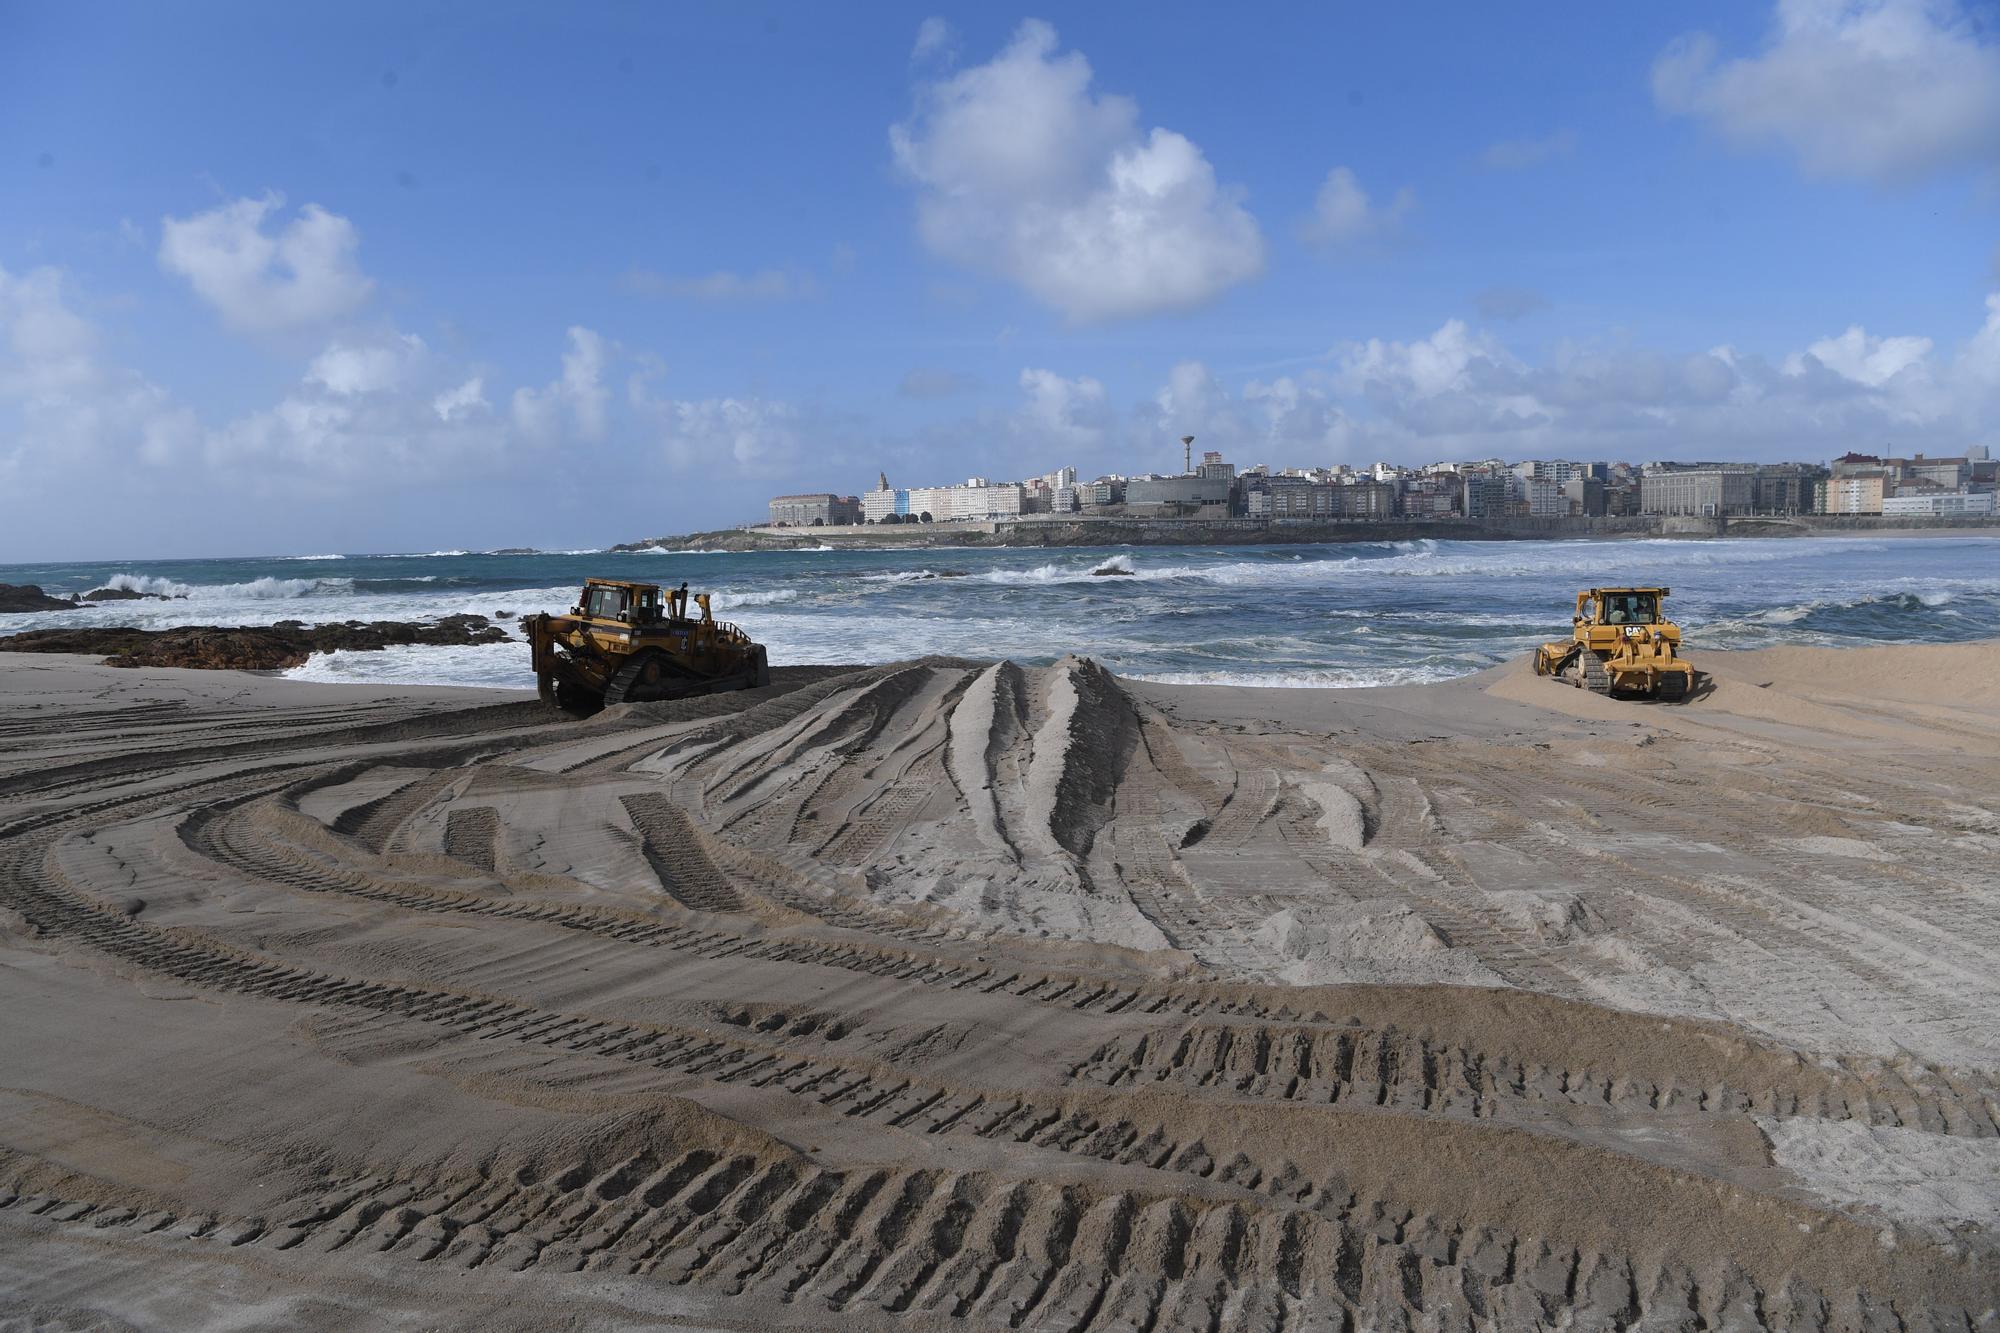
left=1533, top=586, right=1694, bottom=700
left=526, top=578, right=770, bottom=713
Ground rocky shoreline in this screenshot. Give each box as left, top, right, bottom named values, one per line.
left=0, top=581, right=192, bottom=613
left=0, top=583, right=87, bottom=612
left=0, top=614, right=512, bottom=671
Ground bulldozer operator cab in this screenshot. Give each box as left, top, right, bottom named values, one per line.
left=576, top=580, right=673, bottom=625
left=579, top=583, right=631, bottom=621
left=1595, top=592, right=1658, bottom=626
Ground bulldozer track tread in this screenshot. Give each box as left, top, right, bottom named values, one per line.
left=7, top=661, right=1993, bottom=1330
left=48, top=793, right=1990, bottom=1143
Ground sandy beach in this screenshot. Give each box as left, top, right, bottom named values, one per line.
left=1, top=643, right=1996, bottom=1330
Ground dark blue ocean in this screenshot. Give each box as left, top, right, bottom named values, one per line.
left=2, top=536, right=1995, bottom=690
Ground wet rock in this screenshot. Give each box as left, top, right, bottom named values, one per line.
left=0, top=615, right=511, bottom=671
left=82, top=586, right=182, bottom=602
left=0, top=583, right=79, bottom=613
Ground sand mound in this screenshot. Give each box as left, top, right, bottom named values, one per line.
left=1254, top=903, right=1505, bottom=987
left=4, top=648, right=1999, bottom=1328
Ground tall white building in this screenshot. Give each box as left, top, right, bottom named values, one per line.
left=1522, top=476, right=1566, bottom=516
left=952, top=484, right=1023, bottom=518
left=901, top=482, right=1026, bottom=520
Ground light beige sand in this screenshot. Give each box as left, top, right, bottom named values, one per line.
left=1, top=645, right=1996, bottom=1330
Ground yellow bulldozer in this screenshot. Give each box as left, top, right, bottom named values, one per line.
left=526, top=578, right=770, bottom=713
left=1533, top=586, right=1694, bottom=700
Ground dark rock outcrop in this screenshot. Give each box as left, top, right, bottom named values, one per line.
left=82, top=587, right=183, bottom=602
left=0, top=615, right=512, bottom=671
left=0, top=584, right=80, bottom=613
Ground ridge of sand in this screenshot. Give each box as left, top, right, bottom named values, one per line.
left=1, top=645, right=1997, bottom=1329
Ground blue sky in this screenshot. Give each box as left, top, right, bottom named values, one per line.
left=2, top=0, right=1998, bottom=559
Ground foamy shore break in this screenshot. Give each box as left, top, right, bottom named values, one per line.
left=2, top=643, right=1996, bottom=1328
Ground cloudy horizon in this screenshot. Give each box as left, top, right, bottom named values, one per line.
left=4, top=2, right=1998, bottom=560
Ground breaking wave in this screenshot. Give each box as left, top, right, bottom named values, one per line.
left=99, top=573, right=350, bottom=600
left=4, top=534, right=1987, bottom=691
left=714, top=588, right=800, bottom=607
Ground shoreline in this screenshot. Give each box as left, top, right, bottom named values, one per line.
left=620, top=514, right=2000, bottom=552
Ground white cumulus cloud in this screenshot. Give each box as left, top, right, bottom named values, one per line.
left=158, top=193, right=375, bottom=332
left=634, top=386, right=805, bottom=476
left=1017, top=366, right=1110, bottom=447
left=1136, top=359, right=1357, bottom=465
left=1784, top=325, right=1934, bottom=386
left=305, top=334, right=427, bottom=396
left=512, top=326, right=609, bottom=442
left=0, top=264, right=197, bottom=477
left=1653, top=0, right=2000, bottom=182
left=1300, top=167, right=1415, bottom=246
left=911, top=16, right=956, bottom=64
left=432, top=377, right=488, bottom=422
left=890, top=19, right=1264, bottom=323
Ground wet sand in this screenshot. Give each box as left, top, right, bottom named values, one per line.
left=1, top=644, right=1996, bottom=1330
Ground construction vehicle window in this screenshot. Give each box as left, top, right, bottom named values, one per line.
left=1604, top=594, right=1656, bottom=625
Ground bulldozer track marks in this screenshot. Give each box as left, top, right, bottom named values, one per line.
left=8, top=661, right=1996, bottom=1329
left=53, top=796, right=1993, bottom=1188
left=441, top=805, right=500, bottom=872
left=0, top=1133, right=1970, bottom=1333
left=620, top=792, right=746, bottom=914
left=177, top=794, right=1299, bottom=1024
left=1070, top=1022, right=2000, bottom=1137
left=168, top=789, right=2000, bottom=1144
left=816, top=782, right=934, bottom=867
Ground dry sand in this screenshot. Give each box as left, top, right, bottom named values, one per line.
left=1, top=643, right=1996, bottom=1330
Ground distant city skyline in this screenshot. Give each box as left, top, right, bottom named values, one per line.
left=761, top=443, right=1995, bottom=531
left=4, top=2, right=1999, bottom=559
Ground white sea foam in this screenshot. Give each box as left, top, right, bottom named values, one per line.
left=284, top=554, right=346, bottom=561
left=862, top=568, right=972, bottom=584
left=98, top=573, right=195, bottom=597
left=714, top=588, right=800, bottom=607
left=284, top=642, right=531, bottom=690
left=1124, top=664, right=1471, bottom=689
left=97, top=572, right=347, bottom=599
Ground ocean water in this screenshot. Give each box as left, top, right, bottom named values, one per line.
left=1, top=537, right=1995, bottom=691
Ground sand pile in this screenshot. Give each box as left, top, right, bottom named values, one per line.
left=1, top=644, right=1996, bottom=1328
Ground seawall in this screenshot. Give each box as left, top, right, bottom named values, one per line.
left=617, top=513, right=1999, bottom=552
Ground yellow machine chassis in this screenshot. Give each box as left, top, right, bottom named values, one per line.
left=1532, top=586, right=1694, bottom=700
left=527, top=578, right=769, bottom=712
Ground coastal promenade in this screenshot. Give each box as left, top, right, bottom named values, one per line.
left=621, top=511, right=2000, bottom=552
